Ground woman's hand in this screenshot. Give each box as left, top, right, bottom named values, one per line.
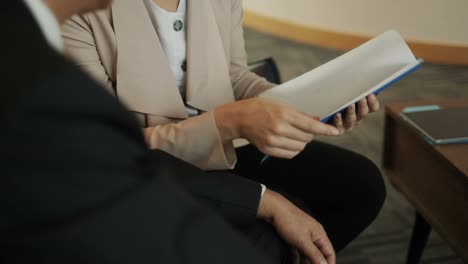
left=333, top=94, right=380, bottom=134
left=258, top=189, right=336, bottom=264
left=214, top=98, right=340, bottom=159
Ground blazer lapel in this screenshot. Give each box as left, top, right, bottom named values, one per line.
left=185, top=0, right=235, bottom=111
left=112, top=0, right=188, bottom=118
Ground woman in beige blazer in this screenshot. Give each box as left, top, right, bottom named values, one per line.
left=63, top=0, right=386, bottom=263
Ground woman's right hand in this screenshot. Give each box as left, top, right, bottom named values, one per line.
left=214, top=98, right=340, bottom=159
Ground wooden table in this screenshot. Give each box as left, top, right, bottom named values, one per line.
left=382, top=99, right=468, bottom=263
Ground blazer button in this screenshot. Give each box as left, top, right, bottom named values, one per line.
left=181, top=60, right=187, bottom=72
left=173, top=20, right=184, bottom=32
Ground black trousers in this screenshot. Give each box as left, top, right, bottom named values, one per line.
left=232, top=141, right=386, bottom=262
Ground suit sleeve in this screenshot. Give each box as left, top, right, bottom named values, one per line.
left=229, top=0, right=276, bottom=100
left=0, top=66, right=268, bottom=263
left=63, top=14, right=237, bottom=171
left=4, top=171, right=268, bottom=264
left=150, top=150, right=262, bottom=226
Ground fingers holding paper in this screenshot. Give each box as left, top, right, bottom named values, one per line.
left=367, top=94, right=381, bottom=112
left=214, top=98, right=340, bottom=159
left=242, top=99, right=340, bottom=159
left=333, top=94, right=381, bottom=133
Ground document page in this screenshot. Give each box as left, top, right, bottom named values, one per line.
left=259, top=30, right=422, bottom=121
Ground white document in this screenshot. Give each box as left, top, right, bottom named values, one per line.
left=259, top=30, right=423, bottom=122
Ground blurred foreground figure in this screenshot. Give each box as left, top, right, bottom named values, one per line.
left=0, top=1, right=270, bottom=263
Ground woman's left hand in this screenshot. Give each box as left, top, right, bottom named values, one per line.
left=333, top=94, right=380, bottom=134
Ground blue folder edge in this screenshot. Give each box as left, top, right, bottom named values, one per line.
left=321, top=60, right=423, bottom=123
left=260, top=59, right=424, bottom=164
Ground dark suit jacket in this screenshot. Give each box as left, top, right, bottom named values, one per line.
left=0, top=1, right=266, bottom=263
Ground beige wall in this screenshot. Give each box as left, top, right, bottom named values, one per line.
left=243, top=0, right=468, bottom=46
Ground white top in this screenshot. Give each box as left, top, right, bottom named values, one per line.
left=144, top=0, right=187, bottom=100
left=23, top=0, right=64, bottom=53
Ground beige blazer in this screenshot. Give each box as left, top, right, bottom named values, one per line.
left=62, top=0, right=274, bottom=171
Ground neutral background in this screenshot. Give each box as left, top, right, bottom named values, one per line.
left=244, top=0, right=468, bottom=45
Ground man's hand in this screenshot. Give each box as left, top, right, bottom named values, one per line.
left=258, top=189, right=336, bottom=264
left=333, top=94, right=380, bottom=134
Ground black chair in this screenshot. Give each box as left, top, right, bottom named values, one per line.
left=248, top=57, right=281, bottom=84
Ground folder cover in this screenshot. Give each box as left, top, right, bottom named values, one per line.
left=259, top=30, right=423, bottom=122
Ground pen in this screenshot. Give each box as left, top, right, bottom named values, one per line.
left=260, top=155, right=269, bottom=164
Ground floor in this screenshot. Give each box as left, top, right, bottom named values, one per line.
left=244, top=28, right=468, bottom=264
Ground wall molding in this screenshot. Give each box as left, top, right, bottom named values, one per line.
left=243, top=11, right=468, bottom=65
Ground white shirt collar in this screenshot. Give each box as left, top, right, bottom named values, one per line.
left=23, top=0, right=64, bottom=53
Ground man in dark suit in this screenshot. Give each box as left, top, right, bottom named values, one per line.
left=0, top=1, right=336, bottom=264
left=0, top=0, right=273, bottom=263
